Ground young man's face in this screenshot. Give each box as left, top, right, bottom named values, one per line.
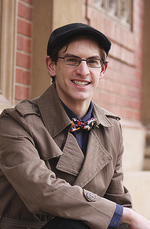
left=49, top=37, right=107, bottom=107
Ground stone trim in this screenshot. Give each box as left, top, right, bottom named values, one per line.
left=0, top=0, right=16, bottom=110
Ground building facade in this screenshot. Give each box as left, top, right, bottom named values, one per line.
left=0, top=0, right=150, bottom=219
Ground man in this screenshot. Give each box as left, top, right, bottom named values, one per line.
left=0, top=23, right=150, bottom=229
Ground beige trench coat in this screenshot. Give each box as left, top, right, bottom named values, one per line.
left=0, top=83, right=132, bottom=229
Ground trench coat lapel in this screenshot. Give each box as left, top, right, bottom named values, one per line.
left=37, top=84, right=71, bottom=139
left=74, top=103, right=114, bottom=188
left=74, top=127, right=112, bottom=187
left=56, top=132, right=84, bottom=176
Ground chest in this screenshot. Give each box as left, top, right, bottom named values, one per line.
left=34, top=125, right=118, bottom=196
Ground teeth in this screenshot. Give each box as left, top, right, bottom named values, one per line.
left=73, top=80, right=89, bottom=86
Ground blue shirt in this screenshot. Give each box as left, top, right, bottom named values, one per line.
left=62, top=101, right=123, bottom=228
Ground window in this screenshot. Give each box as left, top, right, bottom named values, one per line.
left=93, top=0, right=132, bottom=30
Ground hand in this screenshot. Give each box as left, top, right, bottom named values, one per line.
left=121, top=207, right=150, bottom=229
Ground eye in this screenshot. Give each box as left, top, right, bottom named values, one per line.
left=65, top=57, right=80, bottom=66
left=66, top=57, right=78, bottom=62
left=87, top=58, right=99, bottom=64
left=87, top=58, right=100, bottom=67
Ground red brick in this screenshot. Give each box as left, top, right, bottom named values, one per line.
left=16, top=68, right=30, bottom=85
left=24, top=38, right=31, bottom=53
left=17, top=35, right=31, bottom=53
left=93, top=91, right=141, bottom=120
left=17, top=18, right=32, bottom=37
left=17, top=35, right=24, bottom=50
left=15, top=85, right=30, bottom=100
left=93, top=89, right=141, bottom=111
left=99, top=79, right=141, bottom=99
left=115, top=24, right=121, bottom=44
left=16, top=68, right=23, bottom=83
left=23, top=71, right=30, bottom=85
left=16, top=52, right=31, bottom=69
left=105, top=68, right=141, bottom=89
left=18, top=2, right=32, bottom=21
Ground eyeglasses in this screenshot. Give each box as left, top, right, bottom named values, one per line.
left=58, top=56, right=105, bottom=68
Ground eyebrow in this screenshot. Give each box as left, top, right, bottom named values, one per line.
left=64, top=53, right=101, bottom=59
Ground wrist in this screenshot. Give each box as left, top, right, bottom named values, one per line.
left=121, top=207, right=134, bottom=225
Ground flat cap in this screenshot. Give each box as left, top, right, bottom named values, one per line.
left=47, top=23, right=111, bottom=56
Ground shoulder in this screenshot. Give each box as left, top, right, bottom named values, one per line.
left=0, top=98, right=40, bottom=119
left=101, top=107, right=120, bottom=121
left=0, top=83, right=56, bottom=119
left=92, top=102, right=121, bottom=128
left=16, top=99, right=40, bottom=117
left=0, top=99, right=41, bottom=138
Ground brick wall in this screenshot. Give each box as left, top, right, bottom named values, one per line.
left=84, top=0, right=144, bottom=124
left=15, top=0, right=33, bottom=103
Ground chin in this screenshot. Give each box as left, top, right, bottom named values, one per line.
left=73, top=96, right=90, bottom=102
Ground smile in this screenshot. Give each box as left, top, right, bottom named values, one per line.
left=73, top=80, right=90, bottom=86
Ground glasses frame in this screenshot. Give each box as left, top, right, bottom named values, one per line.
left=58, top=56, right=106, bottom=68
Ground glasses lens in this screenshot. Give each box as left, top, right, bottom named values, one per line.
left=65, top=56, right=80, bottom=66
left=87, top=58, right=102, bottom=68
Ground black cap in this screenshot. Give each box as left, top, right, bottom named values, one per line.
left=47, top=23, right=111, bottom=56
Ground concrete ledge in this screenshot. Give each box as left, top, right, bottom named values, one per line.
left=124, top=171, right=150, bottom=220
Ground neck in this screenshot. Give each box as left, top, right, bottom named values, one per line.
left=62, top=99, right=91, bottom=119
left=55, top=83, right=92, bottom=118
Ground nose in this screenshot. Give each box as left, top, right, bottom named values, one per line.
left=76, top=60, right=90, bottom=76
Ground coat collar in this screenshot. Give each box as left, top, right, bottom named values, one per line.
left=92, top=102, right=120, bottom=127
left=36, top=83, right=119, bottom=137
left=37, top=83, right=72, bottom=138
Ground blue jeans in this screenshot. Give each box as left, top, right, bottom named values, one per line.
left=41, top=217, right=91, bottom=229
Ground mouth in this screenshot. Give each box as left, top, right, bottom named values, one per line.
left=72, top=80, right=90, bottom=86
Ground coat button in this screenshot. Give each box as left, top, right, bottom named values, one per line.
left=32, top=104, right=40, bottom=114
left=85, top=191, right=96, bottom=202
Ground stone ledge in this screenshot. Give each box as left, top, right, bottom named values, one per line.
left=124, top=171, right=150, bottom=220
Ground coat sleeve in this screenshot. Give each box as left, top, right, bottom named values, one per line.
left=0, top=108, right=117, bottom=229
left=104, top=120, right=132, bottom=208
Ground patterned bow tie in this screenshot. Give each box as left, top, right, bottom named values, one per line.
left=69, top=117, right=97, bottom=132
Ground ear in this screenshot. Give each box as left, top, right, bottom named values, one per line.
left=99, top=62, right=108, bottom=79
left=46, top=56, right=56, bottom=76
